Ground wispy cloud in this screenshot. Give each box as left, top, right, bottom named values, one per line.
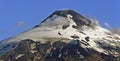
left=83, top=14, right=99, bottom=25
left=104, top=22, right=110, bottom=28
left=41, top=15, right=70, bottom=27
left=111, top=28, right=120, bottom=35
left=17, top=21, right=24, bottom=27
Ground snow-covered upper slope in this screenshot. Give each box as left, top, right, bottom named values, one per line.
left=0, top=9, right=120, bottom=56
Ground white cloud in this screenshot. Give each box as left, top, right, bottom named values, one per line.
left=17, top=21, right=24, bottom=27
left=40, top=15, right=70, bottom=27
left=104, top=22, right=110, bottom=28
left=83, top=15, right=99, bottom=25
left=111, top=28, right=120, bottom=35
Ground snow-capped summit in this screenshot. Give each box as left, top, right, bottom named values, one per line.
left=0, top=9, right=120, bottom=61
left=36, top=9, right=92, bottom=28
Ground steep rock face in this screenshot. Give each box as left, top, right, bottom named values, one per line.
left=0, top=9, right=120, bottom=61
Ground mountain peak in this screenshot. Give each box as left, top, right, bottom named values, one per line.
left=35, top=9, right=92, bottom=28
left=1, top=9, right=120, bottom=61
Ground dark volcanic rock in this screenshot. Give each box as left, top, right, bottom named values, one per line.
left=35, top=10, right=92, bottom=28
left=0, top=39, right=119, bottom=61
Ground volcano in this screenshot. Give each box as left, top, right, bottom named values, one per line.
left=0, top=9, right=120, bottom=61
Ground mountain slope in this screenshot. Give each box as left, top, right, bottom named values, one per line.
left=0, top=9, right=120, bottom=61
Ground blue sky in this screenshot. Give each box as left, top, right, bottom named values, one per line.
left=0, top=0, right=120, bottom=40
